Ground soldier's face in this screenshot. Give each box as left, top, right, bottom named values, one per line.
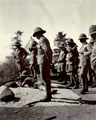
left=35, top=33, right=42, bottom=39
left=80, top=39, right=86, bottom=43
left=91, top=33, right=96, bottom=40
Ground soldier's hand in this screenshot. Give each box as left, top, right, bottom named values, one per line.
left=37, top=45, right=41, bottom=49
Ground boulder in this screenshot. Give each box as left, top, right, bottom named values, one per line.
left=0, top=87, right=15, bottom=102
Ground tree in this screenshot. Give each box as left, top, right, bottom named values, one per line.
left=11, top=30, right=23, bottom=51
left=52, top=32, right=67, bottom=64
left=53, top=32, right=66, bottom=48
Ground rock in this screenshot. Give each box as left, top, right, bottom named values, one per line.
left=0, top=87, right=15, bottom=102
left=5, top=81, right=19, bottom=88
left=33, top=81, right=44, bottom=89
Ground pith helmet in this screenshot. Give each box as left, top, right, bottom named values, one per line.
left=78, top=33, right=88, bottom=40
left=21, top=70, right=29, bottom=77
left=89, top=25, right=96, bottom=35
left=66, top=38, right=74, bottom=43
left=33, top=27, right=46, bottom=37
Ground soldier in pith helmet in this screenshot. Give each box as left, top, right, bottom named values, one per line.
left=13, top=42, right=28, bottom=76
left=33, top=27, right=52, bottom=102
left=66, top=38, right=79, bottom=89
left=89, top=25, right=96, bottom=87
left=78, top=33, right=91, bottom=94
left=57, top=42, right=67, bottom=84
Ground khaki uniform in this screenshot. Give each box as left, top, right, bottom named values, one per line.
left=29, top=45, right=38, bottom=79
left=14, top=47, right=28, bottom=75
left=91, top=40, right=96, bottom=85
left=87, top=39, right=94, bottom=86
left=79, top=42, right=91, bottom=92
left=37, top=36, right=52, bottom=98
left=57, top=48, right=67, bottom=82
left=66, top=45, right=79, bottom=87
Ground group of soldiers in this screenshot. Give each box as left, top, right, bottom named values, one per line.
left=55, top=24, right=96, bottom=95
left=12, top=24, right=96, bottom=102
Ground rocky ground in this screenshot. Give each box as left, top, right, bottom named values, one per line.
left=0, top=80, right=96, bottom=120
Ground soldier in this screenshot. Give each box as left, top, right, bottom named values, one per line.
left=16, top=70, right=36, bottom=87
left=57, top=42, right=67, bottom=84
left=13, top=42, right=28, bottom=76
left=88, top=38, right=95, bottom=86
left=78, top=33, right=91, bottom=94
left=28, top=38, right=38, bottom=79
left=33, top=27, right=52, bottom=102
left=89, top=25, right=96, bottom=87
left=66, top=38, right=79, bottom=89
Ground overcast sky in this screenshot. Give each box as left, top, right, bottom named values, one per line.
left=0, top=0, right=96, bottom=62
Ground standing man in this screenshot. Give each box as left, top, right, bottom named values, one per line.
left=78, top=33, right=91, bottom=94
left=66, top=38, right=79, bottom=89
left=13, top=42, right=28, bottom=76
left=57, top=42, right=67, bottom=84
left=33, top=27, right=52, bottom=102
left=89, top=25, right=96, bottom=87
left=29, top=37, right=38, bottom=79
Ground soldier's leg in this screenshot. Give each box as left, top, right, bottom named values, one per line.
left=73, top=68, right=79, bottom=88
left=39, top=63, right=51, bottom=101
left=63, top=64, right=68, bottom=84
left=72, top=65, right=79, bottom=87
left=43, top=63, right=51, bottom=99
left=68, top=73, right=74, bottom=87
left=80, top=65, right=89, bottom=94
left=73, top=74, right=79, bottom=89
left=88, top=69, right=93, bottom=86
left=85, top=76, right=88, bottom=91
left=39, top=64, right=45, bottom=85
left=81, top=74, right=86, bottom=93
left=91, top=61, right=96, bottom=87
left=58, top=64, right=63, bottom=82
left=45, top=76, right=51, bottom=99
left=92, top=70, right=96, bottom=87
left=30, top=65, right=34, bottom=77
left=16, top=63, right=22, bottom=76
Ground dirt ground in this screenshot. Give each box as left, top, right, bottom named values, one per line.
left=0, top=105, right=96, bottom=120
left=0, top=81, right=96, bottom=120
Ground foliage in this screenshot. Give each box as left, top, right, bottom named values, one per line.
left=54, top=32, right=66, bottom=47
left=0, top=56, right=19, bottom=84
left=0, top=30, right=28, bottom=85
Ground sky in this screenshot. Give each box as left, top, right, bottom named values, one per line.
left=0, top=0, right=96, bottom=62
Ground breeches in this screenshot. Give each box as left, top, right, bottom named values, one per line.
left=39, top=62, right=51, bottom=97
left=16, top=62, right=24, bottom=73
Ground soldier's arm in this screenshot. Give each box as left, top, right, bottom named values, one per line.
left=22, top=48, right=28, bottom=59
left=84, top=44, right=92, bottom=56
left=39, top=38, right=49, bottom=51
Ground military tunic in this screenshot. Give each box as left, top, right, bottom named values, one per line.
left=90, top=40, right=96, bottom=85
left=57, top=48, right=67, bottom=82
left=79, top=42, right=91, bottom=92
left=66, top=43, right=79, bottom=87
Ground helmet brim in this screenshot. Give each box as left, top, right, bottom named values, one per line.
left=78, top=37, right=89, bottom=40
left=89, top=31, right=96, bottom=35
left=33, top=30, right=46, bottom=37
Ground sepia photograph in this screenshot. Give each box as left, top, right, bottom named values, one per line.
left=0, top=0, right=96, bottom=120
